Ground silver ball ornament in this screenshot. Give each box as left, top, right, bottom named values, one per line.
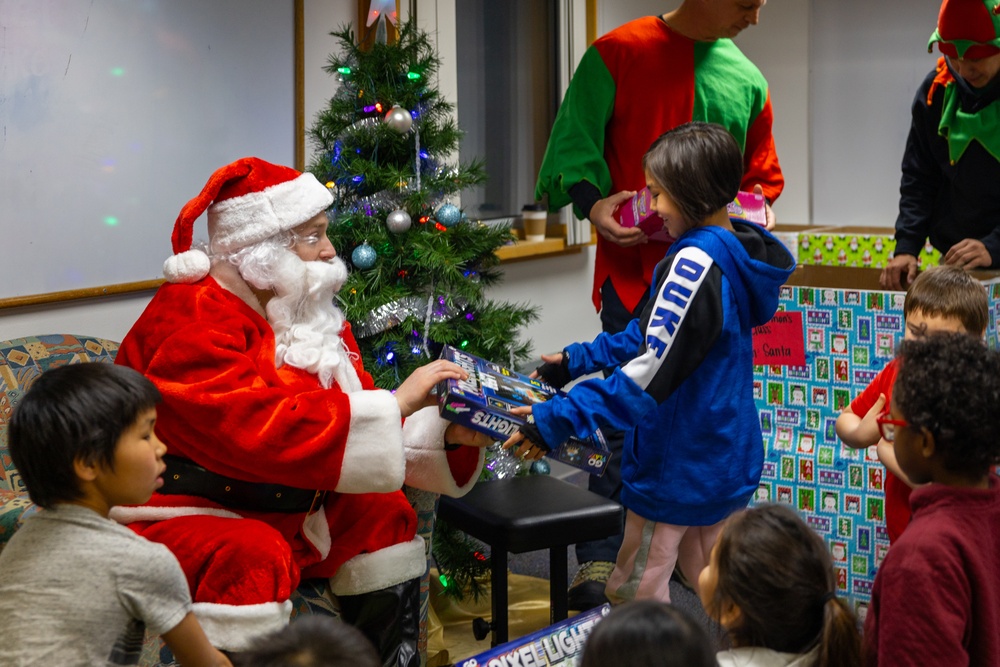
left=435, top=203, right=462, bottom=227
left=351, top=243, right=377, bottom=270
left=384, top=105, right=413, bottom=133
left=386, top=209, right=412, bottom=234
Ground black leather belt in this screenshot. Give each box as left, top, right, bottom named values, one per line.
left=160, top=454, right=323, bottom=514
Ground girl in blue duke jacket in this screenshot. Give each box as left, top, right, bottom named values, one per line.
left=505, top=122, right=795, bottom=604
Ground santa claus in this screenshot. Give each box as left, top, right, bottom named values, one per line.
left=112, top=157, right=490, bottom=664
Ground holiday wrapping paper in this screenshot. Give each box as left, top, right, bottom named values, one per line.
left=795, top=231, right=941, bottom=270
left=751, top=281, right=1000, bottom=621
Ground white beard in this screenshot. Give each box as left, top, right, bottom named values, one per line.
left=239, top=246, right=363, bottom=392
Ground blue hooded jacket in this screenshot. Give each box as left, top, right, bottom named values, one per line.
left=531, top=221, right=795, bottom=525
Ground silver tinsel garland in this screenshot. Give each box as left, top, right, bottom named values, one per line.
left=352, top=294, right=468, bottom=339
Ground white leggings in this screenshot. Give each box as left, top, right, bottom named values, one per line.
left=605, top=509, right=728, bottom=604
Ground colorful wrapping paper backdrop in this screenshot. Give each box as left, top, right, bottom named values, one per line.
left=751, top=280, right=1000, bottom=621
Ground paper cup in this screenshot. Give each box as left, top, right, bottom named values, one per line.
left=522, top=210, right=547, bottom=242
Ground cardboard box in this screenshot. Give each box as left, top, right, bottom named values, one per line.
left=436, top=346, right=612, bottom=476
left=455, top=604, right=609, bottom=667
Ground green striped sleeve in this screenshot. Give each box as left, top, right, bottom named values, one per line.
left=535, top=46, right=617, bottom=213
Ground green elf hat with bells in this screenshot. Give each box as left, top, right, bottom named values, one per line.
left=928, top=0, right=1000, bottom=59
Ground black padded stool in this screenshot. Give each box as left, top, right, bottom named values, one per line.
left=437, top=474, right=623, bottom=646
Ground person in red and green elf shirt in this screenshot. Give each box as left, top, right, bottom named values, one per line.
left=534, top=0, right=782, bottom=611
left=881, top=0, right=1000, bottom=291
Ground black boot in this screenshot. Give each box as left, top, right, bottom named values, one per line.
left=338, top=577, right=421, bottom=667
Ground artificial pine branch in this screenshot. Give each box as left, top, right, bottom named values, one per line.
left=307, top=17, right=540, bottom=597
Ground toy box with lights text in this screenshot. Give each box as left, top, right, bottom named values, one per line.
left=616, top=189, right=766, bottom=242
left=436, top=345, right=612, bottom=476
left=455, top=604, right=610, bottom=667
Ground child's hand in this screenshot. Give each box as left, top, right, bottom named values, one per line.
left=591, top=190, right=647, bottom=247
left=502, top=407, right=548, bottom=460
left=395, top=360, right=468, bottom=418
left=752, top=184, right=777, bottom=230
left=529, top=352, right=564, bottom=379
left=444, top=423, right=495, bottom=448
left=857, top=394, right=887, bottom=444
left=532, top=352, right=571, bottom=388
left=837, top=395, right=885, bottom=449
left=502, top=431, right=548, bottom=461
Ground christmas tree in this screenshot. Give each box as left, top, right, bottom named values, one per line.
left=308, top=17, right=537, bottom=600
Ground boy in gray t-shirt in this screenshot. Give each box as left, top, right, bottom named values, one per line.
left=0, top=363, right=230, bottom=667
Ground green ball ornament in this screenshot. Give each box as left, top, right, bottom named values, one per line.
left=351, top=242, right=377, bottom=270
left=386, top=209, right=412, bottom=234
left=436, top=203, right=461, bottom=227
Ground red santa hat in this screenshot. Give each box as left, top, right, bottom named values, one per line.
left=164, top=157, right=334, bottom=283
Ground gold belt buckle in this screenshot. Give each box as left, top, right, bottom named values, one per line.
left=307, top=490, right=325, bottom=515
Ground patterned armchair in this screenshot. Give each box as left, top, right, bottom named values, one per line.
left=0, top=334, right=436, bottom=666
left=0, top=335, right=119, bottom=549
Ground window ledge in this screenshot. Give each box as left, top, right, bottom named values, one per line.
left=495, top=225, right=595, bottom=263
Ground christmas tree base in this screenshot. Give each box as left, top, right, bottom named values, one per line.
left=427, top=567, right=553, bottom=661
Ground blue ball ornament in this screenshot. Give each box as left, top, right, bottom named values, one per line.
left=351, top=242, right=377, bottom=270
left=531, top=459, right=551, bottom=475
left=435, top=203, right=462, bottom=228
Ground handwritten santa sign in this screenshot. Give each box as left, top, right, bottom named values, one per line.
left=753, top=310, right=805, bottom=366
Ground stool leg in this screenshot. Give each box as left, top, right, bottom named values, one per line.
left=550, top=544, right=568, bottom=623
left=491, top=549, right=509, bottom=646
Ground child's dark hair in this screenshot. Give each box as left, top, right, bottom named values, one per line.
left=904, top=265, right=988, bottom=335
left=234, top=615, right=380, bottom=667
left=580, top=601, right=716, bottom=667
left=894, top=332, right=1000, bottom=477
left=707, top=504, right=862, bottom=667
left=642, top=121, right=743, bottom=225
left=9, top=362, right=161, bottom=509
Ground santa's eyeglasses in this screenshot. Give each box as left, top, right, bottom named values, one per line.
left=290, top=231, right=324, bottom=246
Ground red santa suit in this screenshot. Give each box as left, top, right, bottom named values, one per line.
left=110, top=157, right=484, bottom=651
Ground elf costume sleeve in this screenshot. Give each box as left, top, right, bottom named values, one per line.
left=535, top=16, right=783, bottom=315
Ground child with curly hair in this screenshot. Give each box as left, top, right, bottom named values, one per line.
left=865, top=332, right=1000, bottom=665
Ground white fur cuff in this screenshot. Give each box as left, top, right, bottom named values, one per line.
left=329, top=536, right=426, bottom=596
left=334, top=390, right=405, bottom=494
left=402, top=407, right=484, bottom=497
left=192, top=600, right=292, bottom=651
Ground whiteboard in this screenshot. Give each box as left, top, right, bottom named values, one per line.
left=0, top=0, right=295, bottom=299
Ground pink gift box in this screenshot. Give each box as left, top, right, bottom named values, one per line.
left=616, top=189, right=766, bottom=243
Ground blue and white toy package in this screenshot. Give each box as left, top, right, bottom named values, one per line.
left=455, top=604, right=610, bottom=667
left=436, top=346, right=612, bottom=476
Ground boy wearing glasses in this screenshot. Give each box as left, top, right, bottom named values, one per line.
left=835, top=265, right=988, bottom=543
left=865, top=332, right=1000, bottom=665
